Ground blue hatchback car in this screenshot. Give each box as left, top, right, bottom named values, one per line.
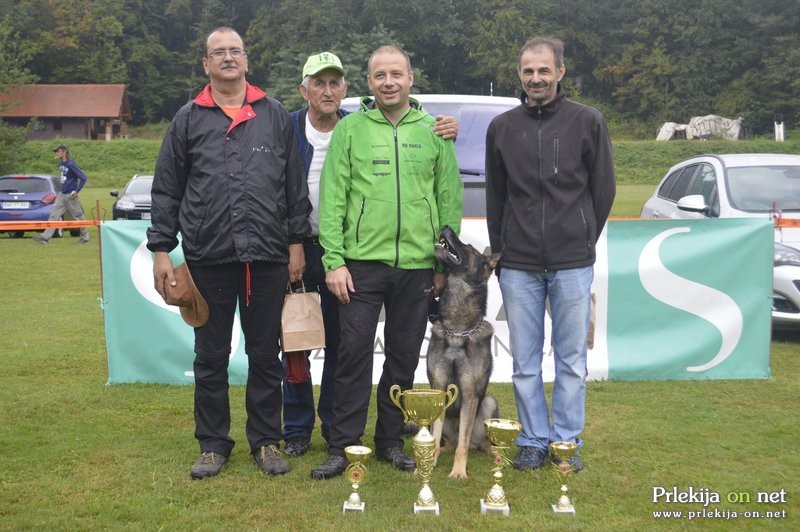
left=0, top=173, right=67, bottom=238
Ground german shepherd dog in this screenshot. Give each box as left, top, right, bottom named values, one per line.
left=427, top=225, right=501, bottom=479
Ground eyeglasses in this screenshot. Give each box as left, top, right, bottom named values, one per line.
left=207, top=48, right=246, bottom=59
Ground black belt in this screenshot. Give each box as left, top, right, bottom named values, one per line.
left=304, top=235, right=320, bottom=245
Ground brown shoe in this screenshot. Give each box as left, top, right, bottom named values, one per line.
left=190, top=451, right=227, bottom=479
left=253, top=445, right=290, bottom=475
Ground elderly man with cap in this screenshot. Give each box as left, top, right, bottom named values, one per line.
left=33, top=144, right=90, bottom=244
left=281, top=52, right=459, bottom=458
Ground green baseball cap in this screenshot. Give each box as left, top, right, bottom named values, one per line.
left=302, top=52, right=345, bottom=79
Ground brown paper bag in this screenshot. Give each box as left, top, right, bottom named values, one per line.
left=280, top=284, right=325, bottom=353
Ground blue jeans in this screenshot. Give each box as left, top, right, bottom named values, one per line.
left=499, top=266, right=593, bottom=451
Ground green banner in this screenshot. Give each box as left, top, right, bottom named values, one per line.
left=101, top=221, right=248, bottom=384
left=606, top=219, right=773, bottom=380
left=100, top=218, right=773, bottom=384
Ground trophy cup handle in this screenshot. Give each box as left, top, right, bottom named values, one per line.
left=444, top=384, right=458, bottom=411
left=389, top=384, right=409, bottom=423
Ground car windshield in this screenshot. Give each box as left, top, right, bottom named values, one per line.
left=418, top=102, right=514, bottom=175
left=125, top=178, right=153, bottom=194
left=0, top=177, right=50, bottom=194
left=726, top=165, right=800, bottom=212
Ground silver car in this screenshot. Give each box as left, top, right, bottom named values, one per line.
left=641, top=153, right=800, bottom=327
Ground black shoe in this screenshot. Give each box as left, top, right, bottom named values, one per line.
left=190, top=451, right=227, bottom=479
left=311, top=454, right=347, bottom=480
left=253, top=445, right=290, bottom=475
left=284, top=437, right=311, bottom=456
left=32, top=235, right=48, bottom=244
left=375, top=446, right=416, bottom=471
left=513, top=446, right=548, bottom=471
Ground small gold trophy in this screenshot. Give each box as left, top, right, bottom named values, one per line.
left=342, top=445, right=372, bottom=513
left=389, top=384, right=458, bottom=515
left=549, top=441, right=578, bottom=514
left=480, top=418, right=521, bottom=516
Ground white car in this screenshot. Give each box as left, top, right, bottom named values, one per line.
left=641, top=153, right=800, bottom=327
left=340, top=94, right=520, bottom=216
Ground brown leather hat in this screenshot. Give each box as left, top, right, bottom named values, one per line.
left=164, top=263, right=209, bottom=327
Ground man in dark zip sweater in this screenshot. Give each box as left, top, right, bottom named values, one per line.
left=486, top=37, right=615, bottom=473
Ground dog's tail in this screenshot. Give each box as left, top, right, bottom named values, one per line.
left=474, top=395, right=501, bottom=452
left=481, top=395, right=500, bottom=420
left=403, top=421, right=422, bottom=435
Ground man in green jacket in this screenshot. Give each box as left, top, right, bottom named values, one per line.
left=311, top=45, right=463, bottom=479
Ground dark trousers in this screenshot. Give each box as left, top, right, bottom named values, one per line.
left=281, top=240, right=340, bottom=443
left=328, top=261, right=432, bottom=456
left=189, top=261, right=287, bottom=458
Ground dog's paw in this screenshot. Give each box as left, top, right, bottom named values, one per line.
left=448, top=467, right=469, bottom=480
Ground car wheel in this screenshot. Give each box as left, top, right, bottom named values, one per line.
left=8, top=231, right=24, bottom=238
left=69, top=229, right=81, bottom=237
left=53, top=228, right=64, bottom=238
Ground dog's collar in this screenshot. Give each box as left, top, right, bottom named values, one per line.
left=442, top=321, right=483, bottom=337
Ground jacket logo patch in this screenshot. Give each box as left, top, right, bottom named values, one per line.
left=402, top=143, right=422, bottom=149
left=373, top=160, right=390, bottom=165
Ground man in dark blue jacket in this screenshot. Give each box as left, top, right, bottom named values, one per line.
left=147, top=26, right=311, bottom=480
left=33, top=145, right=90, bottom=244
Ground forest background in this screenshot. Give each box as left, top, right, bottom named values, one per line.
left=0, top=0, right=798, bottom=142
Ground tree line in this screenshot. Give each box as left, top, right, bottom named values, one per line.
left=1, top=0, right=798, bottom=137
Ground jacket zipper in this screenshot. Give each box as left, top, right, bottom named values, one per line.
left=580, top=207, right=591, bottom=254
left=392, top=124, right=401, bottom=268
left=537, top=107, right=548, bottom=269
left=423, top=197, right=435, bottom=240
left=355, top=196, right=365, bottom=245
left=552, top=134, right=559, bottom=185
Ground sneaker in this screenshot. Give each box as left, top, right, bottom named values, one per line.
left=77, top=239, right=89, bottom=245
left=513, top=446, right=548, bottom=471
left=311, top=454, right=347, bottom=480
left=284, top=437, right=311, bottom=457
left=253, top=444, right=290, bottom=475
left=32, top=235, right=48, bottom=244
left=190, top=451, right=227, bottom=479
left=551, top=452, right=584, bottom=473
left=375, top=446, right=416, bottom=471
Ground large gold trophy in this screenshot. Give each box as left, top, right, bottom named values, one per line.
left=549, top=441, right=578, bottom=514
left=480, top=418, right=522, bottom=516
left=389, top=384, right=458, bottom=515
left=342, top=445, right=372, bottom=513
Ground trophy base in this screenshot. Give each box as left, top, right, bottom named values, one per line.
left=343, top=501, right=365, bottom=513
left=413, top=502, right=440, bottom=515
left=480, top=499, right=509, bottom=516
left=552, top=504, right=576, bottom=515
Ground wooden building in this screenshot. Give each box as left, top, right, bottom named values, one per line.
left=0, top=84, right=131, bottom=140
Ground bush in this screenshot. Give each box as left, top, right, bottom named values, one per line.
left=0, top=122, right=28, bottom=174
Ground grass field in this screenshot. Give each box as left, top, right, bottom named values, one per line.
left=1, top=146, right=799, bottom=529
